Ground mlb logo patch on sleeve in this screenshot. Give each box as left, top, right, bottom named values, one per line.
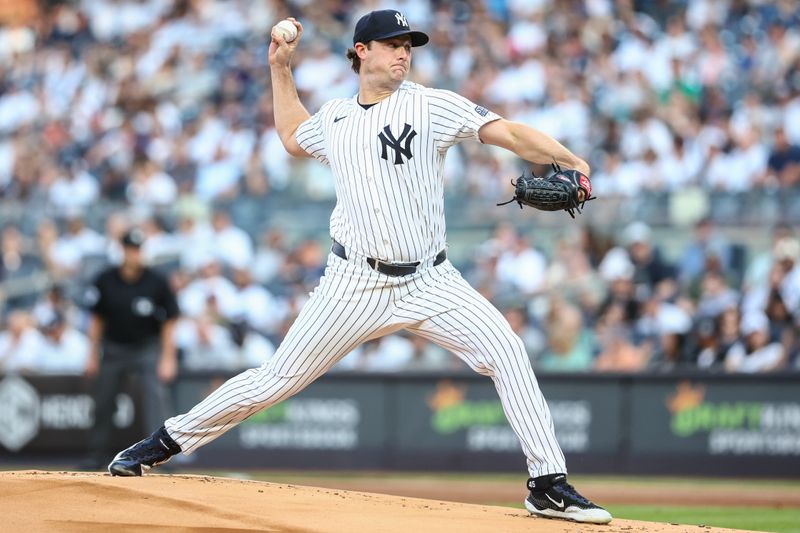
left=474, top=105, right=489, bottom=116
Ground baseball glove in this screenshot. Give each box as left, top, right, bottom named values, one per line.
left=497, top=164, right=595, bottom=218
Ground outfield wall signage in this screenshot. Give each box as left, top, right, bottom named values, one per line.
left=631, top=380, right=800, bottom=456
left=2, top=373, right=799, bottom=476
left=394, top=379, right=620, bottom=455
left=173, top=380, right=387, bottom=453
left=0, top=375, right=139, bottom=453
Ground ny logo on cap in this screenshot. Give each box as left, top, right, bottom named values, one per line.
left=395, top=12, right=408, bottom=27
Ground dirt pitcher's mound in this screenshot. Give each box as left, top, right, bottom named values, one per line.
left=1, top=471, right=751, bottom=533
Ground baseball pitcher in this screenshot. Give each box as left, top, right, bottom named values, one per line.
left=108, top=10, right=609, bottom=524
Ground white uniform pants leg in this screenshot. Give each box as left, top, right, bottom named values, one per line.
left=400, top=263, right=567, bottom=477
left=165, top=256, right=397, bottom=452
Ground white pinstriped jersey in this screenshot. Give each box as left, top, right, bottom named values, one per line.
left=164, top=82, right=568, bottom=481
left=295, top=81, right=500, bottom=263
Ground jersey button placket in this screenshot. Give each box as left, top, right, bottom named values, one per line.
left=374, top=207, right=391, bottom=257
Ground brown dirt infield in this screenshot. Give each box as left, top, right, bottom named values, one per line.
left=1, top=471, right=758, bottom=533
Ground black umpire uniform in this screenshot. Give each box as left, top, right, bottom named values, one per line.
left=84, top=228, right=180, bottom=466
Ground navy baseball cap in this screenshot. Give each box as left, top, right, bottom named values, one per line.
left=121, top=228, right=146, bottom=248
left=353, top=10, right=429, bottom=47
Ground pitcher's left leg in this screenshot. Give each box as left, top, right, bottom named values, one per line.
left=401, top=267, right=611, bottom=524
left=399, top=269, right=565, bottom=476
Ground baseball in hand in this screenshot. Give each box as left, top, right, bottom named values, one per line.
left=273, top=19, right=298, bottom=42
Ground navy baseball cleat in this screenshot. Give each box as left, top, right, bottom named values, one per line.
left=108, top=426, right=182, bottom=476
left=525, top=474, right=612, bottom=524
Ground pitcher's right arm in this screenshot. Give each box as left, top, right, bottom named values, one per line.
left=269, top=18, right=311, bottom=158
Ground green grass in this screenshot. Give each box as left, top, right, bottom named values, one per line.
left=605, top=505, right=800, bottom=533
left=490, top=502, right=800, bottom=533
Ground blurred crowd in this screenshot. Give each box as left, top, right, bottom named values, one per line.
left=2, top=213, right=798, bottom=375
left=1, top=0, right=800, bottom=375
left=472, top=219, right=799, bottom=373
left=1, top=0, right=800, bottom=204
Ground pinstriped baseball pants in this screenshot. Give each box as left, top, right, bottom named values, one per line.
left=165, top=253, right=567, bottom=477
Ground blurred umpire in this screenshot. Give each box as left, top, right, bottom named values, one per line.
left=82, top=228, right=180, bottom=468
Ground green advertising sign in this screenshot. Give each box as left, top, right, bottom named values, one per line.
left=631, top=380, right=800, bottom=456
left=175, top=379, right=386, bottom=451
left=393, top=379, right=621, bottom=454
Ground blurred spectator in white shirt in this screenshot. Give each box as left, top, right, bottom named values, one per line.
left=35, top=312, right=90, bottom=375
left=0, top=135, right=15, bottom=189
left=190, top=107, right=229, bottom=153
left=176, top=315, right=274, bottom=371
left=0, top=311, right=44, bottom=373
left=591, top=150, right=650, bottom=196
left=223, top=117, right=257, bottom=171
left=686, top=0, right=729, bottom=31
left=39, top=216, right=105, bottom=277
left=210, top=210, right=253, bottom=268
left=696, top=25, right=735, bottom=88
left=230, top=266, right=286, bottom=336
left=174, top=215, right=214, bottom=271
left=126, top=158, right=178, bottom=209
left=485, top=55, right=546, bottom=106
left=724, top=311, right=785, bottom=373
left=48, top=166, right=100, bottom=215
left=705, top=141, right=749, bottom=191
left=341, top=335, right=416, bottom=372
left=743, top=224, right=794, bottom=292
left=63, top=216, right=106, bottom=258
left=0, top=24, right=36, bottom=66
left=731, top=131, right=769, bottom=188
left=102, top=212, right=128, bottom=266
left=178, top=256, right=239, bottom=320
left=259, top=125, right=291, bottom=190
left=619, top=110, right=674, bottom=160
left=658, top=135, right=705, bottom=190
left=32, top=285, right=79, bottom=331
left=774, top=240, right=800, bottom=317
left=175, top=315, right=234, bottom=371
left=195, top=145, right=241, bottom=201
left=141, top=216, right=181, bottom=266
left=84, top=0, right=172, bottom=41
left=784, top=91, right=800, bottom=146
left=658, top=15, right=697, bottom=61
left=495, top=231, right=547, bottom=295
left=696, top=270, right=739, bottom=320
left=252, top=229, right=287, bottom=285
left=730, top=92, right=779, bottom=145
left=294, top=41, right=352, bottom=108
left=0, top=87, right=40, bottom=134
left=743, top=237, right=800, bottom=318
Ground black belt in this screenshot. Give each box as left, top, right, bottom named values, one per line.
left=331, top=240, right=446, bottom=277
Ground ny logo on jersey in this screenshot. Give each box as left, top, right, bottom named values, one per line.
left=395, top=12, right=408, bottom=27
left=378, top=123, right=417, bottom=165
